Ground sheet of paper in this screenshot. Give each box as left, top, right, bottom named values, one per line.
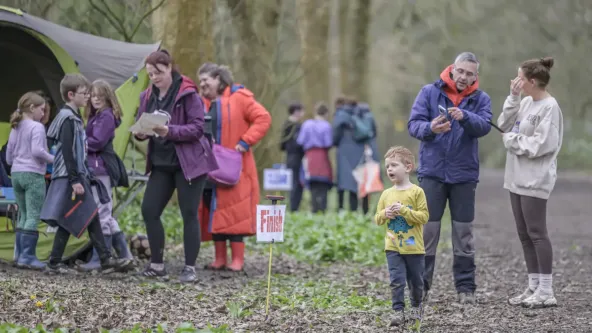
left=129, top=111, right=171, bottom=136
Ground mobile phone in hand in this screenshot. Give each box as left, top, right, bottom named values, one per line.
left=438, top=105, right=447, bottom=117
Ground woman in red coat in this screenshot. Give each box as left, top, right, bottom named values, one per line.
left=198, top=63, right=271, bottom=271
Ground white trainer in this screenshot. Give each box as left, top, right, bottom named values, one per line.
left=521, top=289, right=558, bottom=308
left=508, top=287, right=535, bottom=306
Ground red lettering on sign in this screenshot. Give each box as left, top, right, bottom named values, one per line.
left=260, top=209, right=284, bottom=233
left=260, top=209, right=268, bottom=232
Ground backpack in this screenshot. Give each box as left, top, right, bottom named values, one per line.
left=350, top=108, right=375, bottom=142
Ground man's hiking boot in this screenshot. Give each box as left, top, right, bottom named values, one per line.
left=408, top=306, right=422, bottom=322
left=389, top=310, right=405, bottom=327
left=458, top=292, right=476, bottom=304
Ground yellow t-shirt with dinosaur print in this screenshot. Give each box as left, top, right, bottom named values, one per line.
left=374, top=184, right=429, bottom=254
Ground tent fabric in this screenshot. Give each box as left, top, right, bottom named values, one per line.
left=0, top=8, right=160, bottom=89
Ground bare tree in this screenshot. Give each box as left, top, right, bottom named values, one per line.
left=296, top=0, right=330, bottom=116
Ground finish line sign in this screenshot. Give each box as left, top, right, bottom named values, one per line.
left=256, top=205, right=285, bottom=243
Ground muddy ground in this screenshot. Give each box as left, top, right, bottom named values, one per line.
left=1, top=169, right=591, bottom=333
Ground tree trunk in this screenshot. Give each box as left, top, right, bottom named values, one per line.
left=225, top=0, right=283, bottom=175
left=297, top=0, right=330, bottom=116
left=350, top=0, right=371, bottom=102
left=156, top=0, right=215, bottom=81
left=338, top=0, right=351, bottom=96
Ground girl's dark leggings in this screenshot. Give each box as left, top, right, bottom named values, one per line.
left=141, top=168, right=207, bottom=266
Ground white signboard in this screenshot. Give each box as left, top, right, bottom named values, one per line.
left=263, top=168, right=293, bottom=191
left=256, top=204, right=286, bottom=243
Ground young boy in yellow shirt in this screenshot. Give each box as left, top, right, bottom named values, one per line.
left=375, top=146, right=429, bottom=327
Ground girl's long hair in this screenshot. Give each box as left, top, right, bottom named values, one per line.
left=10, top=92, right=46, bottom=128
left=85, top=79, right=122, bottom=121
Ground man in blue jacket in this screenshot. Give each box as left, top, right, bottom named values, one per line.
left=407, top=52, right=492, bottom=304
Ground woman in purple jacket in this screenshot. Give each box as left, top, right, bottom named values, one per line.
left=133, top=50, right=218, bottom=283
left=78, top=79, right=133, bottom=271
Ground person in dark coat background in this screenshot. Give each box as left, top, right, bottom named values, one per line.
left=280, top=103, right=305, bottom=212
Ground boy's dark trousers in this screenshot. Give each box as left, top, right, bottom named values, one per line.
left=386, top=251, right=425, bottom=311
left=286, top=152, right=303, bottom=212
left=49, top=215, right=111, bottom=264
left=418, top=176, right=476, bottom=294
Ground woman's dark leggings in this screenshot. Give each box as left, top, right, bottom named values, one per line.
left=338, top=190, right=369, bottom=214
left=202, top=189, right=244, bottom=243
left=141, top=168, right=207, bottom=266
left=509, top=192, right=552, bottom=274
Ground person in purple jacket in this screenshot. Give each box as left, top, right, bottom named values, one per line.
left=297, top=102, right=334, bottom=213
left=133, top=50, right=218, bottom=283
left=78, top=79, right=133, bottom=271
left=407, top=52, right=492, bottom=304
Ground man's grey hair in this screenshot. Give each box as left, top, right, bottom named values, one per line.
left=454, top=52, right=480, bottom=71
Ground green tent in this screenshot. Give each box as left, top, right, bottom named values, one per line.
left=0, top=6, right=160, bottom=263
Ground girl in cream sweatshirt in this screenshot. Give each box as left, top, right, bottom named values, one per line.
left=497, top=57, right=563, bottom=309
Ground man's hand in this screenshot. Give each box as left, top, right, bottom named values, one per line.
left=430, top=115, right=451, bottom=134
left=235, top=144, right=247, bottom=153
left=448, top=107, right=464, bottom=121
left=72, top=183, right=84, bottom=196
left=153, top=125, right=169, bottom=137
left=510, top=77, right=523, bottom=96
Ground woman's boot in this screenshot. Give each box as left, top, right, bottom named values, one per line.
left=226, top=241, right=245, bottom=271
left=205, top=241, right=227, bottom=270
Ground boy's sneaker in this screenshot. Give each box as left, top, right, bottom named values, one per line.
left=179, top=266, right=197, bottom=283
left=458, top=292, right=476, bottom=304
left=508, top=287, right=536, bottom=306
left=521, top=289, right=557, bottom=308
left=140, top=265, right=169, bottom=281
left=45, top=262, right=73, bottom=275
left=389, top=310, right=405, bottom=327
left=408, top=306, right=422, bottom=322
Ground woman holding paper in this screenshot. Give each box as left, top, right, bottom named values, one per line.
left=197, top=62, right=272, bottom=272
left=134, top=50, right=218, bottom=283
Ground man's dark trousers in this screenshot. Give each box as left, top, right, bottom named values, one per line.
left=419, top=176, right=477, bottom=294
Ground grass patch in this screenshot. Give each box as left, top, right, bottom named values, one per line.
left=247, top=211, right=386, bottom=266
left=233, top=275, right=390, bottom=315
left=247, top=211, right=451, bottom=267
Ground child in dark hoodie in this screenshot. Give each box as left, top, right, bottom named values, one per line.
left=78, top=79, right=133, bottom=271
left=40, top=73, right=131, bottom=274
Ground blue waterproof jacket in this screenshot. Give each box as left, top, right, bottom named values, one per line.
left=408, top=73, right=492, bottom=184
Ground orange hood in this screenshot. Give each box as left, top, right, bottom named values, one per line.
left=439, top=64, right=479, bottom=106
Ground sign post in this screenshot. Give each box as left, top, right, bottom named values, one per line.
left=257, top=194, right=286, bottom=322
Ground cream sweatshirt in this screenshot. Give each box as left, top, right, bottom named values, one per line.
left=497, top=94, right=563, bottom=199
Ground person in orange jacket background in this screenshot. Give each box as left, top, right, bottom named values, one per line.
left=197, top=62, right=272, bottom=272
